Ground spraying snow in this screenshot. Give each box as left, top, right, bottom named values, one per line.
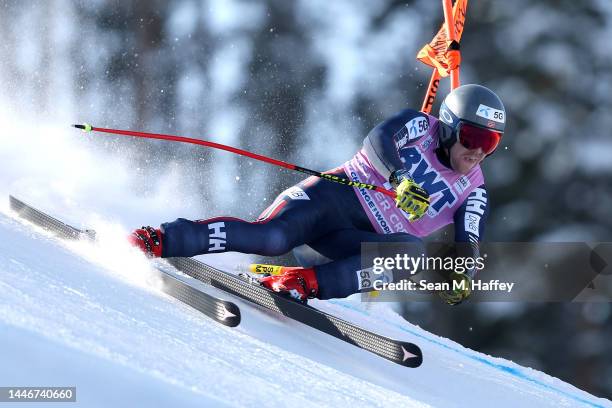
left=0, top=200, right=609, bottom=407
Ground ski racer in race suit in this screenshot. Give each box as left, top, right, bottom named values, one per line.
left=130, top=84, right=506, bottom=305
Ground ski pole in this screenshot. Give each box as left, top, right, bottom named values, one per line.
left=421, top=71, right=441, bottom=114
left=418, top=0, right=467, bottom=112
left=72, top=123, right=397, bottom=199
left=442, top=0, right=460, bottom=90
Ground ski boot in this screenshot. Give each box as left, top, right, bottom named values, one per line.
left=128, top=226, right=163, bottom=258
left=254, top=263, right=319, bottom=302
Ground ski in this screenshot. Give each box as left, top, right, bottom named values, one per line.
left=165, top=257, right=423, bottom=368
left=8, top=195, right=422, bottom=367
left=8, top=195, right=241, bottom=328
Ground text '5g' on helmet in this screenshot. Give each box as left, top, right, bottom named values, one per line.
left=438, top=84, right=506, bottom=153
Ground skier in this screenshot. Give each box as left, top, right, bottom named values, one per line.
left=130, top=84, right=505, bottom=305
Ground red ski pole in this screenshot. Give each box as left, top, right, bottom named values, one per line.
left=72, top=123, right=396, bottom=199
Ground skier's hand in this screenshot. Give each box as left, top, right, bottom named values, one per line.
left=395, top=178, right=430, bottom=221
left=439, top=272, right=472, bottom=305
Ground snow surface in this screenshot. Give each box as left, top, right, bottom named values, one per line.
left=0, top=204, right=610, bottom=408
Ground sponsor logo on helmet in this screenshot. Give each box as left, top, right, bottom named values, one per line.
left=476, top=104, right=505, bottom=123
left=439, top=107, right=454, bottom=125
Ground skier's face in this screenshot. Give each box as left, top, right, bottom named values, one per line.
left=449, top=142, right=486, bottom=174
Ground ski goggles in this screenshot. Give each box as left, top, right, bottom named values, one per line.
left=456, top=121, right=503, bottom=155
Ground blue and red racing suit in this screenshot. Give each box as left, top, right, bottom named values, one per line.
left=160, top=109, right=489, bottom=299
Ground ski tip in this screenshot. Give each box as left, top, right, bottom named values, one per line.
left=399, top=342, right=423, bottom=368
left=72, top=123, right=92, bottom=132
left=220, top=301, right=241, bottom=327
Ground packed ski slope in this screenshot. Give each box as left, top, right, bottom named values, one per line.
left=0, top=203, right=609, bottom=408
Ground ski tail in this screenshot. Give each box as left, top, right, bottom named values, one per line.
left=9, top=195, right=95, bottom=241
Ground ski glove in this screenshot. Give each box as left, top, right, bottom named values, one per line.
left=439, top=272, right=472, bottom=305
left=390, top=170, right=430, bottom=221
